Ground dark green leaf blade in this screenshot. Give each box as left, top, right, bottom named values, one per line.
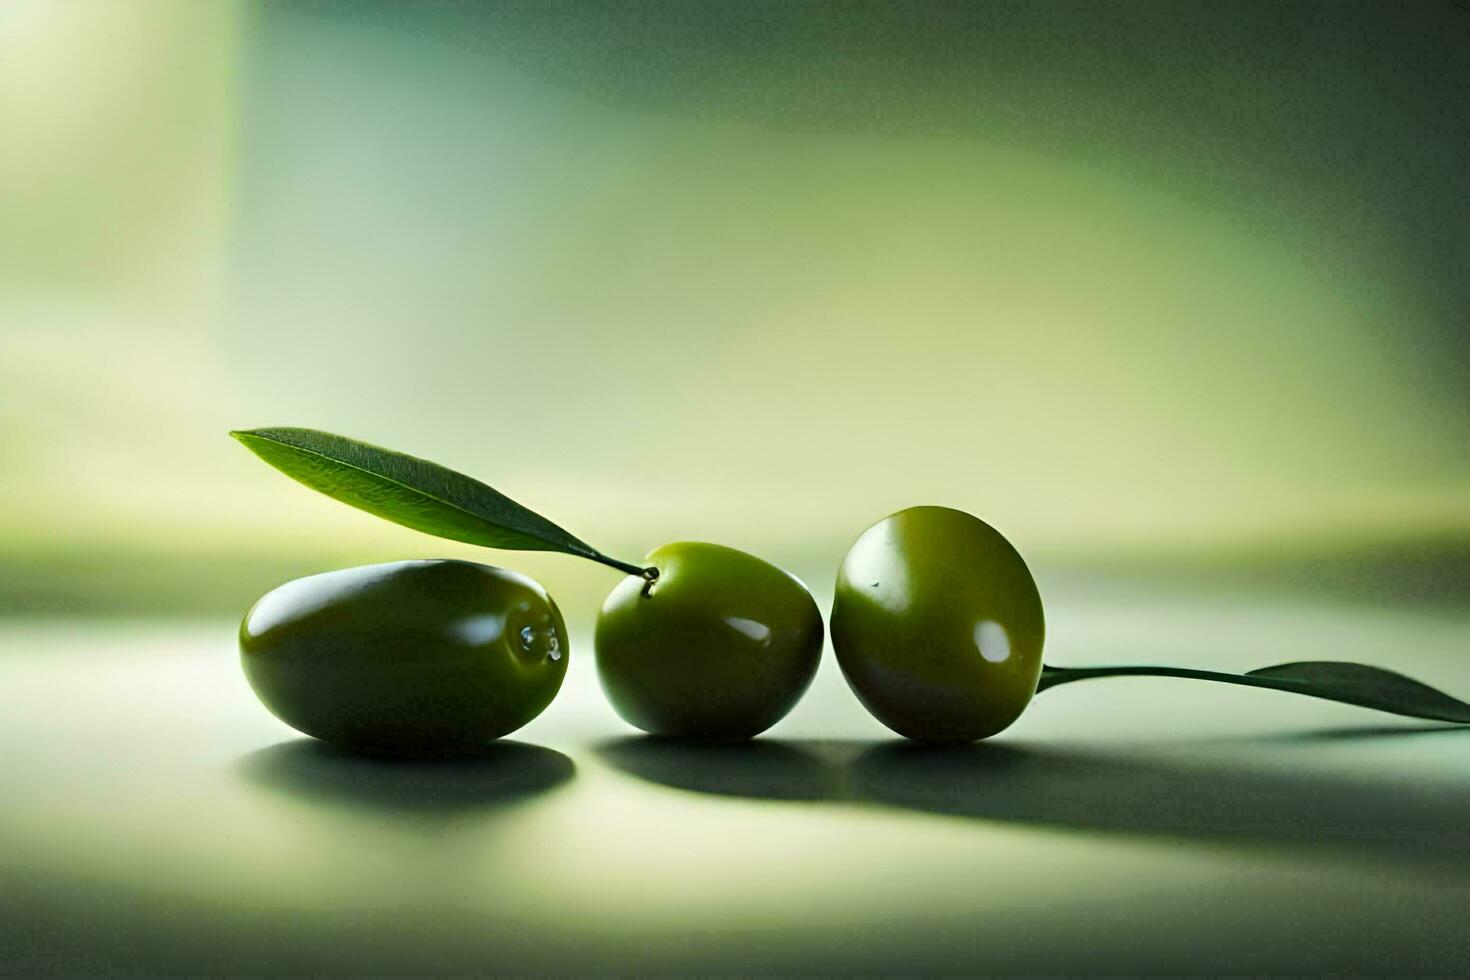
left=1243, top=661, right=1470, bottom=723
left=231, top=427, right=601, bottom=559
left=1038, top=661, right=1470, bottom=724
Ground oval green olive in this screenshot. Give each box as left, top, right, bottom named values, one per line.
left=240, top=559, right=568, bottom=754
left=594, top=542, right=824, bottom=740
left=831, top=506, right=1045, bottom=742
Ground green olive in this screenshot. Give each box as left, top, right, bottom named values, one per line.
left=594, top=542, right=824, bottom=740
left=831, top=506, right=1045, bottom=743
left=240, top=560, right=568, bottom=755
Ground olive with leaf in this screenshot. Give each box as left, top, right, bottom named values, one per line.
left=232, top=428, right=821, bottom=743
left=832, top=505, right=1470, bottom=743
left=231, top=428, right=1470, bottom=749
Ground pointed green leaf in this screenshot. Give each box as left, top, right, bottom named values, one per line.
left=231, top=427, right=612, bottom=563
left=1038, top=660, right=1470, bottom=724
left=1243, top=661, right=1470, bottom=723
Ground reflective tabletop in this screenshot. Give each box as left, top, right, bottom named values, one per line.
left=4, top=584, right=1469, bottom=974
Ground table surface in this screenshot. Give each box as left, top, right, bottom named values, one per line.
left=4, top=583, right=1470, bottom=975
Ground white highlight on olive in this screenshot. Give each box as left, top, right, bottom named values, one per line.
left=974, top=620, right=1011, bottom=663
left=450, top=613, right=505, bottom=646
left=726, top=617, right=771, bottom=644
left=844, top=519, right=911, bottom=612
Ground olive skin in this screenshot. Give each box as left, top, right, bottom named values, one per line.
left=831, top=506, right=1045, bottom=743
left=240, top=560, right=568, bottom=755
left=594, top=542, right=824, bottom=740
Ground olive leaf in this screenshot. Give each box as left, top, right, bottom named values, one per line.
left=1240, top=661, right=1470, bottom=723
left=231, top=427, right=647, bottom=576
left=1037, top=660, right=1470, bottom=723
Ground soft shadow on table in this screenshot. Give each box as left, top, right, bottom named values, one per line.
left=596, top=736, right=844, bottom=802
left=598, top=733, right=1470, bottom=866
left=238, top=738, right=575, bottom=817
left=850, top=740, right=1470, bottom=862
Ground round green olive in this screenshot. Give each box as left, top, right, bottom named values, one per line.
left=831, top=506, right=1045, bottom=743
left=240, top=559, right=568, bottom=755
left=594, top=542, right=824, bottom=740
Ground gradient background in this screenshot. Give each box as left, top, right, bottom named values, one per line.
left=3, top=1, right=1469, bottom=974
left=3, top=0, right=1467, bottom=614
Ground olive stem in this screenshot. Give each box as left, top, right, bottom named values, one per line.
left=586, top=550, right=656, bottom=580
left=1038, top=663, right=1278, bottom=693
left=585, top=550, right=659, bottom=595
left=639, top=566, right=660, bottom=597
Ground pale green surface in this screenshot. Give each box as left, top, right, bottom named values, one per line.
left=4, top=586, right=1469, bottom=974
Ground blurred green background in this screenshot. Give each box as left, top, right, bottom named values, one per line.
left=4, top=5, right=1470, bottom=973
left=2, top=0, right=1467, bottom=618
